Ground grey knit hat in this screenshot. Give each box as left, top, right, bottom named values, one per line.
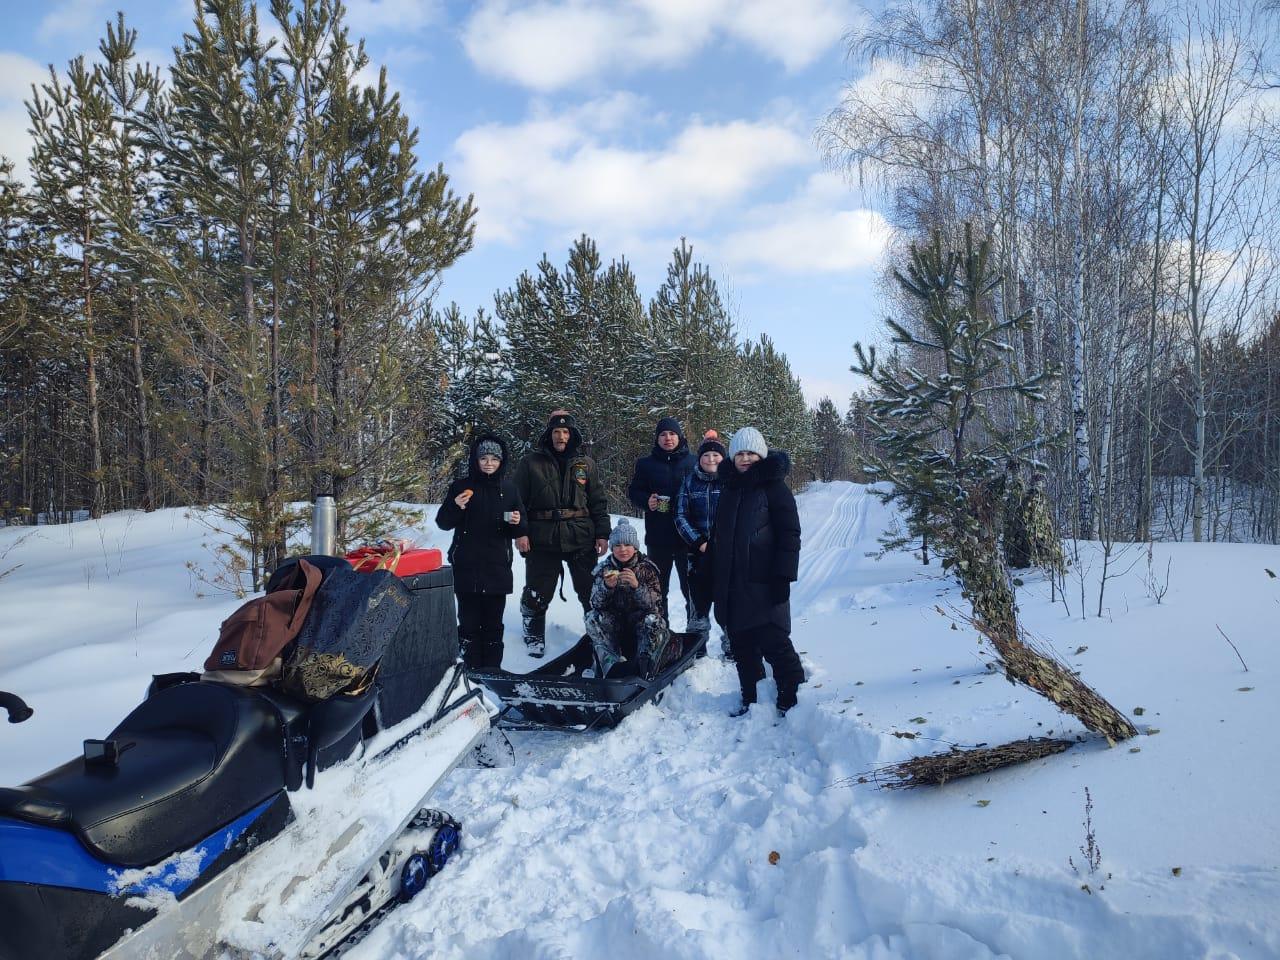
left=609, top=518, right=641, bottom=549
left=476, top=439, right=503, bottom=461
left=728, top=426, right=768, bottom=459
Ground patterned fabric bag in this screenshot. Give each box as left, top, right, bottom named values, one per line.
left=282, top=565, right=413, bottom=702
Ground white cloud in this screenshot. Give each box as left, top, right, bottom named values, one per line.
left=720, top=171, right=891, bottom=274
left=452, top=96, right=810, bottom=244
left=462, top=0, right=857, bottom=92
left=0, top=52, right=46, bottom=180
left=0, top=53, right=46, bottom=104
left=37, top=0, right=108, bottom=41
left=729, top=0, right=861, bottom=72
left=345, top=0, right=442, bottom=35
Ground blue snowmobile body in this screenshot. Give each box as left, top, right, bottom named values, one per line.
left=0, top=678, right=374, bottom=960
left=0, top=562, right=472, bottom=960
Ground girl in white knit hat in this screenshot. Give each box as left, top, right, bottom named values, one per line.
left=710, top=427, right=804, bottom=716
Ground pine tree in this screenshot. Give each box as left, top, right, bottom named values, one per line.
left=498, top=235, right=650, bottom=502
left=28, top=54, right=115, bottom=517
left=0, top=160, right=52, bottom=520
left=442, top=305, right=506, bottom=439
left=98, top=14, right=163, bottom=511
left=738, top=334, right=815, bottom=481
left=812, top=397, right=848, bottom=482
left=647, top=239, right=738, bottom=437
left=854, top=227, right=1133, bottom=743
left=300, top=16, right=475, bottom=524
left=158, top=0, right=296, bottom=586
left=852, top=226, right=1056, bottom=630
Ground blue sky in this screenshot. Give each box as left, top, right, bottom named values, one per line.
left=0, top=0, right=892, bottom=411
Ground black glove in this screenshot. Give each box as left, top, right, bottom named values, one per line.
left=770, top=579, right=791, bottom=604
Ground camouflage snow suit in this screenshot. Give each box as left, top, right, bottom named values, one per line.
left=585, top=551, right=674, bottom=679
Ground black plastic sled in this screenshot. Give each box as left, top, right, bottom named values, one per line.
left=470, top=631, right=706, bottom=732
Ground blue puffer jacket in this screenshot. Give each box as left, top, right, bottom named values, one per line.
left=675, top=466, right=721, bottom=549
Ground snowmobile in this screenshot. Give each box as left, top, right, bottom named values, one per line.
left=470, top=630, right=706, bottom=731
left=0, top=560, right=499, bottom=960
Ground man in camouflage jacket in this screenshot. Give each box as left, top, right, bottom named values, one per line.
left=513, top=410, right=611, bottom=657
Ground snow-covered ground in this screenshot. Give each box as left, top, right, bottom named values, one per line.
left=1, top=483, right=1277, bottom=959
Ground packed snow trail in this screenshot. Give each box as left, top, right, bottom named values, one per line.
left=1, top=484, right=1277, bottom=959
left=344, top=483, right=1279, bottom=960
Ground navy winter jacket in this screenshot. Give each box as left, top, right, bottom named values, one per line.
left=626, top=424, right=696, bottom=552
left=675, top=466, right=721, bottom=549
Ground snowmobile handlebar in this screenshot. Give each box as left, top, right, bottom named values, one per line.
left=1, top=690, right=33, bottom=724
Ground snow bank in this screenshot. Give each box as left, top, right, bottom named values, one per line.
left=1, top=485, right=1276, bottom=959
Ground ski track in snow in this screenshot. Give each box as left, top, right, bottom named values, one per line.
left=2, top=486, right=1277, bottom=960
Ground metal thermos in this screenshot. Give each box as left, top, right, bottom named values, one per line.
left=311, top=495, right=337, bottom=556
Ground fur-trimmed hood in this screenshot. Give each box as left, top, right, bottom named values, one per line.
left=718, top=449, right=791, bottom=487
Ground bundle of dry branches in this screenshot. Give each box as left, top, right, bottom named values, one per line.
left=859, top=737, right=1075, bottom=789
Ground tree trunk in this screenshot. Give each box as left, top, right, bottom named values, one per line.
left=1069, top=0, right=1094, bottom=540
left=129, top=294, right=154, bottom=511
left=82, top=218, right=105, bottom=519
left=267, top=179, right=286, bottom=572
left=1139, top=124, right=1166, bottom=542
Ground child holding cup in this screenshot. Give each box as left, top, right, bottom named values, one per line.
left=436, top=434, right=527, bottom=670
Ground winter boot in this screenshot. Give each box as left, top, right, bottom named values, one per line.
left=484, top=626, right=505, bottom=671
left=636, top=614, right=672, bottom=679
left=686, top=612, right=711, bottom=658
left=728, top=701, right=753, bottom=718
left=520, top=594, right=546, bottom=658
left=776, top=686, right=799, bottom=715
left=595, top=646, right=626, bottom=680
left=458, top=633, right=482, bottom=671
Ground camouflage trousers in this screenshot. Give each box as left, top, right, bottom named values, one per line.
left=585, top=609, right=672, bottom=680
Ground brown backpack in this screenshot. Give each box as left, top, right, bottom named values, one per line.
left=204, top=558, right=324, bottom=673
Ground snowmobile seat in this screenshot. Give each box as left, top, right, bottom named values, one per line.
left=0, top=681, right=289, bottom=867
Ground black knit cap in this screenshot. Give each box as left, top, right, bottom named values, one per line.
left=655, top=416, right=683, bottom=439
left=697, top=430, right=726, bottom=459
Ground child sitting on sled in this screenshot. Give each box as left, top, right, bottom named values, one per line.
left=586, top=520, right=678, bottom=679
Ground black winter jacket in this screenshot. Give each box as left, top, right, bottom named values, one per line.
left=513, top=414, right=611, bottom=553
left=711, top=452, right=801, bottom=633
left=627, top=430, right=696, bottom=552
left=435, top=435, right=527, bottom=595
